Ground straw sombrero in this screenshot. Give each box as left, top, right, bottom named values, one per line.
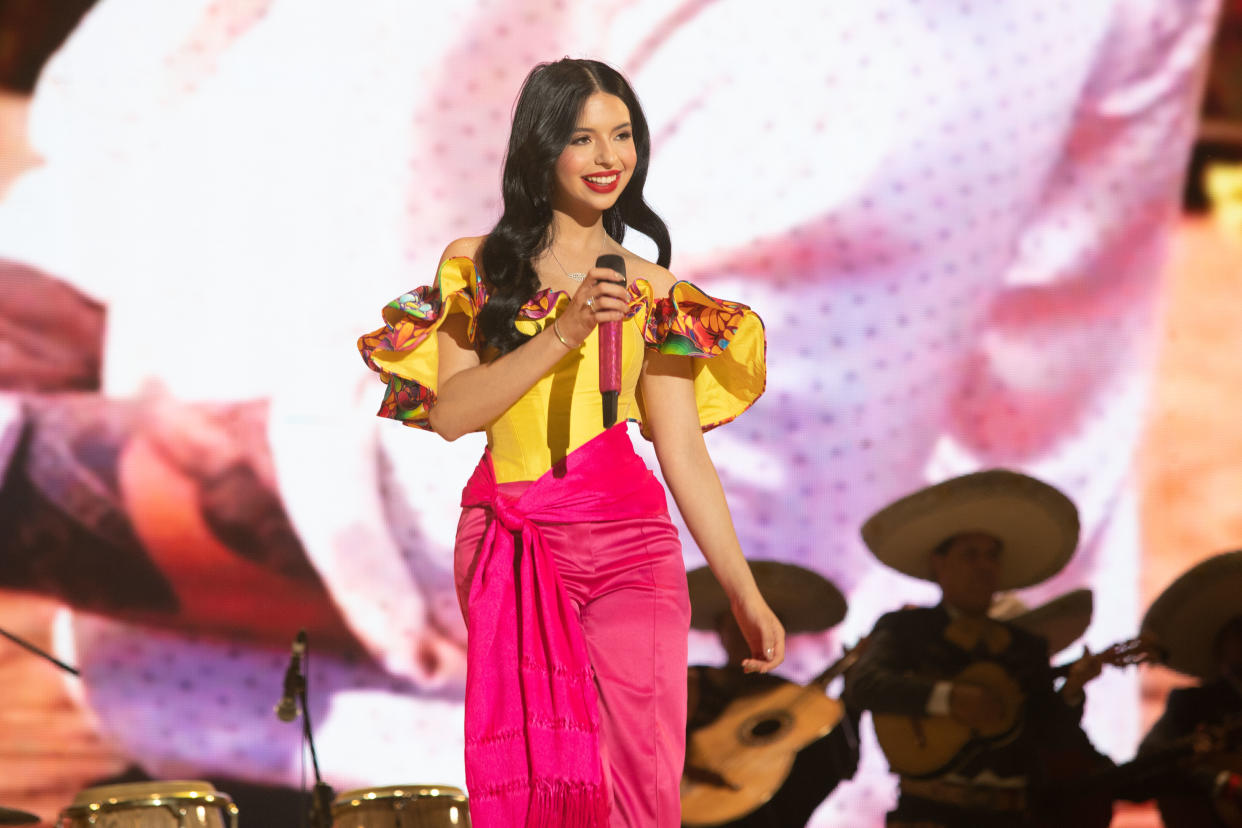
left=861, top=469, right=1080, bottom=590
left=989, top=589, right=1093, bottom=655
left=686, top=561, right=847, bottom=634
left=1142, top=550, right=1242, bottom=680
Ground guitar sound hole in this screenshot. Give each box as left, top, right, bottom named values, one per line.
left=740, top=711, right=792, bottom=745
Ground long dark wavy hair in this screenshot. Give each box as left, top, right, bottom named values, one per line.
left=477, top=58, right=672, bottom=354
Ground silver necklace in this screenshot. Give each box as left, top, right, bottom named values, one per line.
left=548, top=247, right=587, bottom=282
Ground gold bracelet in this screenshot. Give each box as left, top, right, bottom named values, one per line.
left=552, top=318, right=578, bottom=349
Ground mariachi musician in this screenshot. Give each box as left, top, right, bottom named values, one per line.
left=1139, top=550, right=1242, bottom=828
left=682, top=561, right=860, bottom=827
left=843, top=469, right=1109, bottom=828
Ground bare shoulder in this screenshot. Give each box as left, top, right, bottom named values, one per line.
left=439, top=235, right=487, bottom=265
left=621, top=250, right=676, bottom=295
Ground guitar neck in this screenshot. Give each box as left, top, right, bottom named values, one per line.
left=807, top=644, right=866, bottom=692
left=1049, top=637, right=1160, bottom=681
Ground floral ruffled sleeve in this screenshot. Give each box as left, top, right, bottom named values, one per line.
left=357, top=257, right=484, bottom=429
left=628, top=279, right=767, bottom=433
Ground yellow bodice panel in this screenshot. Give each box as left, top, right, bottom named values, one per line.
left=488, top=311, right=646, bottom=482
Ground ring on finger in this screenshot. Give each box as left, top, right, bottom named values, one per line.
left=586, top=297, right=595, bottom=309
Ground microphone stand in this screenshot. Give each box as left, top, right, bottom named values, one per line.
left=291, top=638, right=334, bottom=828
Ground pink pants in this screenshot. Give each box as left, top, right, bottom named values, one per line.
left=455, top=479, right=691, bottom=828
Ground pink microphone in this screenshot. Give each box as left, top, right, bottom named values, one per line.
left=595, top=254, right=626, bottom=428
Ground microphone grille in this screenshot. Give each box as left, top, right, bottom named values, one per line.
left=594, top=254, right=626, bottom=276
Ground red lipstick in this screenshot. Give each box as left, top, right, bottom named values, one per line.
left=582, top=171, right=621, bottom=194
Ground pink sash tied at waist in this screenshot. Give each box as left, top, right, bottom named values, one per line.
left=459, top=423, right=670, bottom=827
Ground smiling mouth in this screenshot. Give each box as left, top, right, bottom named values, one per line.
left=582, top=172, right=621, bottom=193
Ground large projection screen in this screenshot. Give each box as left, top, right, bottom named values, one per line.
left=0, top=1, right=1236, bottom=826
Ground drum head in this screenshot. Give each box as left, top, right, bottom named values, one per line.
left=71, top=781, right=219, bottom=807
left=331, top=785, right=470, bottom=828
left=61, top=780, right=235, bottom=828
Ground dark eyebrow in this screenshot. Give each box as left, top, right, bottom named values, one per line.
left=572, top=122, right=633, bottom=133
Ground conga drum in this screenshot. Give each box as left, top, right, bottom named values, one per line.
left=57, top=780, right=238, bottom=828
left=331, top=785, right=470, bottom=828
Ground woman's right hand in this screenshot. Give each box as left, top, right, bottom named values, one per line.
left=556, top=266, right=630, bottom=347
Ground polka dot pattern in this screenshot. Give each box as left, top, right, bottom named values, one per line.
left=72, top=614, right=465, bottom=788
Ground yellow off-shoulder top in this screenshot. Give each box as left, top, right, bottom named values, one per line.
left=358, top=257, right=766, bottom=483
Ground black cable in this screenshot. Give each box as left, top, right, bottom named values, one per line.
left=0, top=623, right=80, bottom=676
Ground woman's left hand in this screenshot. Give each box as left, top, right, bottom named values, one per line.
left=731, top=593, right=785, bottom=673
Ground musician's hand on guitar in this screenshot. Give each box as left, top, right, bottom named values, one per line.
left=948, top=682, right=1006, bottom=731
left=1061, top=645, right=1107, bottom=705
left=732, top=594, right=785, bottom=674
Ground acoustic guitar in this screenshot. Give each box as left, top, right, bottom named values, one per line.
left=874, top=638, right=1156, bottom=778
left=680, top=642, right=866, bottom=828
